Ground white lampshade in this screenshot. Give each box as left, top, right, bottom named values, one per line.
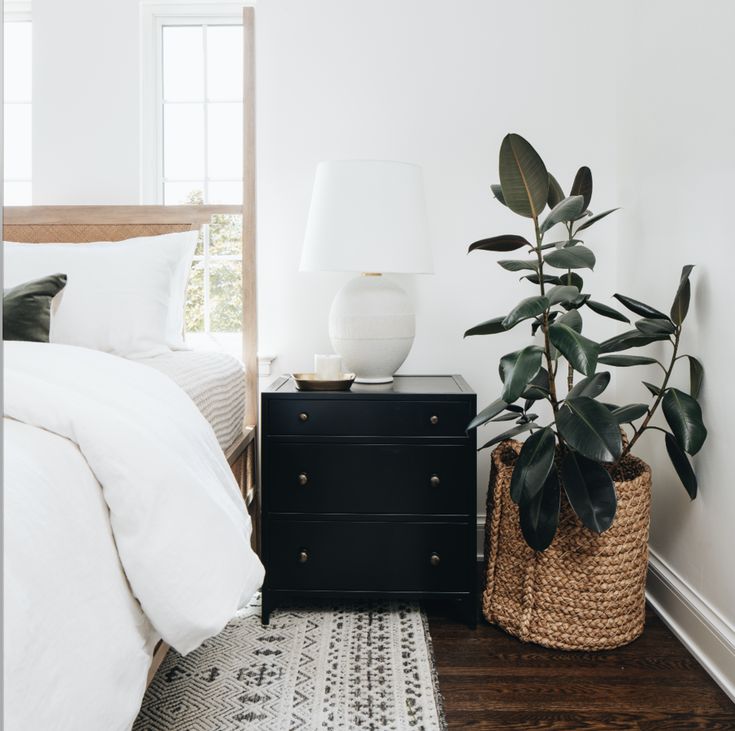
left=300, top=160, right=433, bottom=274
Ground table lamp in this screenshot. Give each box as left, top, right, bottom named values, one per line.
left=300, top=160, right=433, bottom=383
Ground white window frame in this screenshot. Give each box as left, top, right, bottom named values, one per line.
left=140, top=2, right=247, bottom=339
left=4, top=3, right=33, bottom=204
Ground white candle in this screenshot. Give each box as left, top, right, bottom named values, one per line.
left=315, top=354, right=342, bottom=380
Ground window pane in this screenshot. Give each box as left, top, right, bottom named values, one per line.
left=4, top=181, right=32, bottom=205
left=184, top=261, right=205, bottom=332
left=209, top=215, right=242, bottom=256
left=207, top=102, right=242, bottom=179
left=209, top=260, right=242, bottom=332
left=208, top=180, right=242, bottom=204
left=163, top=103, right=204, bottom=179
left=164, top=181, right=204, bottom=204
left=4, top=21, right=32, bottom=103
left=206, top=25, right=242, bottom=101
left=4, top=103, right=32, bottom=179
left=162, top=26, right=203, bottom=102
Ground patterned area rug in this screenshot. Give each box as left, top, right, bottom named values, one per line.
left=134, top=597, right=447, bottom=730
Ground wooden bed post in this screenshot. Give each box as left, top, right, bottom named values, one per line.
left=242, top=7, right=260, bottom=552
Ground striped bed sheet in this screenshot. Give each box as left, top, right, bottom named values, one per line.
left=134, top=350, right=246, bottom=452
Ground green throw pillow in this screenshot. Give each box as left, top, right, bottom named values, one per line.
left=3, top=273, right=68, bottom=342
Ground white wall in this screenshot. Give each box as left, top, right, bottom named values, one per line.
left=256, top=0, right=621, bottom=517
left=32, top=0, right=141, bottom=203
left=615, top=0, right=735, bottom=693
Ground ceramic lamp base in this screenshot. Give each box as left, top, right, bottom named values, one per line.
left=328, top=274, right=414, bottom=384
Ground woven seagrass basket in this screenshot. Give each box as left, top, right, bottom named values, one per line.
left=483, top=439, right=652, bottom=651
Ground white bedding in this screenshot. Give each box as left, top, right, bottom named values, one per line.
left=3, top=341, right=264, bottom=731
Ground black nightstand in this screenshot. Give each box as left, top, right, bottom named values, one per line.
left=260, top=375, right=477, bottom=626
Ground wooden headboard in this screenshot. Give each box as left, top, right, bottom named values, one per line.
left=3, top=204, right=238, bottom=243
left=2, top=204, right=258, bottom=434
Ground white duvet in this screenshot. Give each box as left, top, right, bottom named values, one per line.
left=3, top=341, right=264, bottom=731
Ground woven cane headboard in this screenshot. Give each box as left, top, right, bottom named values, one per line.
left=2, top=205, right=239, bottom=243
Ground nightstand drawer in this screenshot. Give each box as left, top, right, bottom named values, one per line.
left=266, top=444, right=472, bottom=515
left=266, top=520, right=470, bottom=592
left=267, top=399, right=470, bottom=437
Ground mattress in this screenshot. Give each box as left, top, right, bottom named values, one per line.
left=134, top=350, right=246, bottom=452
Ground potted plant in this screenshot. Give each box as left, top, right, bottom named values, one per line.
left=467, top=133, right=706, bottom=650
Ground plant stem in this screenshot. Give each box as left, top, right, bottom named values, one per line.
left=533, top=219, right=561, bottom=422
left=614, top=326, right=681, bottom=466
left=564, top=223, right=575, bottom=393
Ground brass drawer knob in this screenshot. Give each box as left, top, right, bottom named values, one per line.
left=429, top=474, right=441, bottom=488
left=430, top=552, right=441, bottom=567
left=298, top=412, right=309, bottom=422
left=429, top=415, right=439, bottom=425
left=298, top=472, right=308, bottom=486
left=298, top=549, right=309, bottom=563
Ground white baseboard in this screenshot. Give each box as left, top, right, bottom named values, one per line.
left=646, top=550, right=735, bottom=703
left=475, top=514, right=735, bottom=702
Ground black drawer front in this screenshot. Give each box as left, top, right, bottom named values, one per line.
left=266, top=444, right=471, bottom=515
left=266, top=399, right=470, bottom=438
left=265, top=521, right=470, bottom=592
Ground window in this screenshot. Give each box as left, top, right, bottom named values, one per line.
left=146, top=13, right=244, bottom=351
left=4, top=17, right=32, bottom=204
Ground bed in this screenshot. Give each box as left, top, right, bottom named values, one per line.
left=3, top=203, right=263, bottom=730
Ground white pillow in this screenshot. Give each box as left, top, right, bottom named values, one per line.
left=3, top=231, right=198, bottom=357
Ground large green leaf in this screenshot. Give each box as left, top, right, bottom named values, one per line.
left=498, top=133, right=549, bottom=219
left=685, top=355, right=704, bottom=399
left=567, top=371, right=611, bottom=400
left=599, top=330, right=670, bottom=353
left=613, top=293, right=670, bottom=320
left=478, top=422, right=535, bottom=451
left=562, top=293, right=591, bottom=311
left=611, top=403, right=648, bottom=423
left=523, top=273, right=560, bottom=285
left=562, top=272, right=584, bottom=291
left=643, top=381, right=662, bottom=397
left=575, top=207, right=620, bottom=232
left=549, top=323, right=599, bottom=376
left=544, top=246, right=596, bottom=271
left=547, top=173, right=565, bottom=209
left=464, top=317, right=506, bottom=338
left=502, top=295, right=550, bottom=330
left=598, top=354, right=659, bottom=367
left=664, top=432, right=697, bottom=499
left=585, top=300, right=630, bottom=323
left=671, top=265, right=695, bottom=325
left=519, top=468, right=560, bottom=551
left=635, top=317, right=676, bottom=335
left=521, top=367, right=550, bottom=401
left=498, top=259, right=539, bottom=273
left=468, top=235, right=531, bottom=253
left=499, top=346, right=544, bottom=403
left=546, top=285, right=580, bottom=306
left=490, top=184, right=506, bottom=206
left=509, top=427, right=556, bottom=504
left=557, top=308, right=583, bottom=332
left=466, top=398, right=508, bottom=431
left=570, top=166, right=593, bottom=210
left=540, top=195, right=585, bottom=233
left=558, top=397, right=623, bottom=462
left=560, top=451, right=617, bottom=532
left=662, top=387, right=707, bottom=455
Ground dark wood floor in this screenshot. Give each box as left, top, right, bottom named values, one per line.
left=426, top=572, right=735, bottom=730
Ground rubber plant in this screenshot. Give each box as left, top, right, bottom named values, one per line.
left=466, top=133, right=706, bottom=551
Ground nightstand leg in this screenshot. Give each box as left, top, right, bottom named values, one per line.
left=261, top=591, right=272, bottom=625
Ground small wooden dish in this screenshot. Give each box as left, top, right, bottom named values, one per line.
left=292, top=372, right=356, bottom=391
